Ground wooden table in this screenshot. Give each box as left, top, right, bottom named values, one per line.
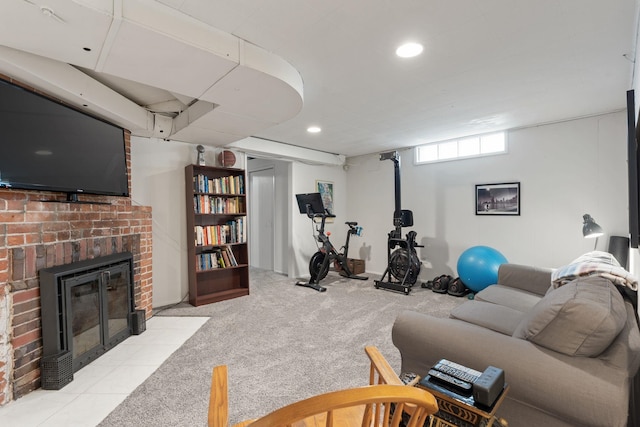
left=417, top=379, right=509, bottom=427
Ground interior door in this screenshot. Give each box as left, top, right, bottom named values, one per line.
left=249, top=167, right=275, bottom=270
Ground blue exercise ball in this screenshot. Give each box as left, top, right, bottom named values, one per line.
left=457, top=246, right=508, bottom=292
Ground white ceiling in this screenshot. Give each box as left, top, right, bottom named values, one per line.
left=1, top=0, right=638, bottom=159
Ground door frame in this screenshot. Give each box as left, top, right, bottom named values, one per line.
left=248, top=166, right=276, bottom=271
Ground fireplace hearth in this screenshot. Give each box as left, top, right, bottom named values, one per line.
left=39, top=252, right=142, bottom=389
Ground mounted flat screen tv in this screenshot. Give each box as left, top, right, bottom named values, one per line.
left=0, top=78, right=129, bottom=200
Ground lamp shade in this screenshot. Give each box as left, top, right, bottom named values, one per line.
left=582, top=214, right=604, bottom=238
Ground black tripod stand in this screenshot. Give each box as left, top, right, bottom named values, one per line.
left=295, top=193, right=368, bottom=292
left=374, top=151, right=423, bottom=295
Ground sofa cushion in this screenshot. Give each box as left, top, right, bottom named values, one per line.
left=475, top=284, right=542, bottom=313
left=513, top=276, right=627, bottom=356
left=450, top=301, right=526, bottom=335
left=497, top=263, right=554, bottom=296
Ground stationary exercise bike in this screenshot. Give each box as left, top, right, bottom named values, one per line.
left=295, top=192, right=368, bottom=292
left=374, top=151, right=423, bottom=295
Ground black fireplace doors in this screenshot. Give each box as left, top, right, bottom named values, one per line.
left=40, top=252, right=134, bottom=375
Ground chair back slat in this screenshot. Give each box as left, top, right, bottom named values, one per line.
left=362, top=402, right=374, bottom=427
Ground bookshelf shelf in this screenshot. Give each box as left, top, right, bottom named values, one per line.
left=185, top=164, right=249, bottom=306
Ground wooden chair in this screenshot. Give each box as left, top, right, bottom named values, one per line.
left=365, top=345, right=406, bottom=386
left=365, top=345, right=422, bottom=422
left=209, top=348, right=438, bottom=427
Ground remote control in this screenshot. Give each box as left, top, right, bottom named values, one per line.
left=433, top=359, right=482, bottom=383
left=427, top=368, right=473, bottom=394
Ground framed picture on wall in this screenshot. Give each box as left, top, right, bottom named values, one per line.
left=475, top=182, right=520, bottom=215
left=316, top=180, right=334, bottom=220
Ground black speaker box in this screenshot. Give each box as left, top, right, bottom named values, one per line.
left=608, top=235, right=630, bottom=269
left=130, top=309, right=147, bottom=335
left=472, top=366, right=505, bottom=407
left=41, top=351, right=73, bottom=390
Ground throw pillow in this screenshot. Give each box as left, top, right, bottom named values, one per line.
left=513, top=276, right=626, bottom=357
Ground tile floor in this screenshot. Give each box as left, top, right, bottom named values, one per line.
left=0, top=316, right=209, bottom=427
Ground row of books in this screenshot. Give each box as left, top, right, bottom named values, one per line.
left=194, top=174, right=244, bottom=195
left=193, top=195, right=245, bottom=214
left=194, top=217, right=246, bottom=246
left=196, top=246, right=239, bottom=271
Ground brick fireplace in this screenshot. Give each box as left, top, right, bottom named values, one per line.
left=0, top=77, right=153, bottom=404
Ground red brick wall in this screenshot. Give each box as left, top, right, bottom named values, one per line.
left=0, top=245, right=8, bottom=408
left=0, top=76, right=153, bottom=405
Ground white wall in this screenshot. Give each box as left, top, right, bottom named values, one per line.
left=131, top=112, right=628, bottom=306
left=346, top=112, right=628, bottom=280
left=130, top=134, right=344, bottom=306
left=129, top=137, right=191, bottom=307
left=290, top=162, right=348, bottom=279
left=130, top=137, right=246, bottom=307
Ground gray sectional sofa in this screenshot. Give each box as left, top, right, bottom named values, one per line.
left=392, top=260, right=640, bottom=427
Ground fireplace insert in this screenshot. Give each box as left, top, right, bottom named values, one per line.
left=40, top=252, right=136, bottom=386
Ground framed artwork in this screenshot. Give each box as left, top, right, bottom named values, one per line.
left=316, top=180, right=334, bottom=220
left=475, top=182, right=520, bottom=216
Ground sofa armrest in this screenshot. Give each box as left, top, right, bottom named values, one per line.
left=392, top=310, right=630, bottom=427
left=497, top=263, right=553, bottom=296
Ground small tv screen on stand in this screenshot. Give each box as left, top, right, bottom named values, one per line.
left=0, top=78, right=129, bottom=200
left=296, top=192, right=327, bottom=216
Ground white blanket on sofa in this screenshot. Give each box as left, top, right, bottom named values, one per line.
left=551, top=251, right=638, bottom=291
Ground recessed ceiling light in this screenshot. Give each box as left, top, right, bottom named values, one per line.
left=307, top=126, right=321, bottom=133
left=396, top=42, right=423, bottom=58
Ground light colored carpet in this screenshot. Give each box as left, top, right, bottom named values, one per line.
left=99, top=268, right=465, bottom=426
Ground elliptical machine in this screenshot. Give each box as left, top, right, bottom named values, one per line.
left=374, top=151, right=422, bottom=295
left=295, top=192, right=368, bottom=292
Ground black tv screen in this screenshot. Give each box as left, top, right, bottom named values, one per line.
left=627, top=90, right=639, bottom=248
left=0, top=79, right=129, bottom=198
left=296, top=192, right=326, bottom=215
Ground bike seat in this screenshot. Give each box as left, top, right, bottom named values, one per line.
left=345, top=221, right=358, bottom=226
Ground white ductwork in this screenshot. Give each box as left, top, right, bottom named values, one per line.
left=0, top=0, right=303, bottom=146
left=0, top=46, right=153, bottom=133
left=228, top=137, right=346, bottom=167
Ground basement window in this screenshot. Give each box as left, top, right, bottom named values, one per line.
left=414, top=131, right=507, bottom=164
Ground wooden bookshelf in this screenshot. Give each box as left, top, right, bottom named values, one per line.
left=185, top=164, right=249, bottom=306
